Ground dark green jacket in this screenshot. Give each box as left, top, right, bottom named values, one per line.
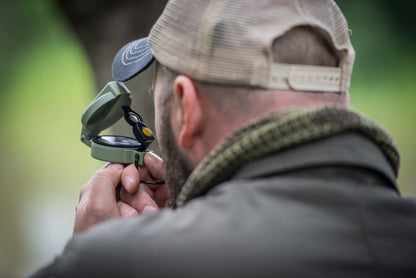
left=31, top=108, right=416, bottom=278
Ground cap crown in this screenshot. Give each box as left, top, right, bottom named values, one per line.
left=149, top=0, right=355, bottom=92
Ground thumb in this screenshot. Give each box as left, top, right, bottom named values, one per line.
left=144, top=152, right=165, bottom=181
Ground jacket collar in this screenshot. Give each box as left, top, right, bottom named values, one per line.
left=233, top=132, right=397, bottom=186
left=176, top=107, right=400, bottom=207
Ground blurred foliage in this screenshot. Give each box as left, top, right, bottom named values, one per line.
left=0, top=0, right=415, bottom=277
left=336, top=0, right=416, bottom=193
left=0, top=0, right=100, bottom=276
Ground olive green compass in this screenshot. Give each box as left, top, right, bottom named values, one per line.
left=80, top=81, right=154, bottom=167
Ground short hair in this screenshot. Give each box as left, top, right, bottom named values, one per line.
left=273, top=25, right=342, bottom=67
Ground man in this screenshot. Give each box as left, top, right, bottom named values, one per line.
left=31, top=0, right=416, bottom=277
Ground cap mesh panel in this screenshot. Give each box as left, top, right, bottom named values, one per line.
left=149, top=0, right=354, bottom=92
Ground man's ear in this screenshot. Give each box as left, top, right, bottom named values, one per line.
left=172, top=75, right=203, bottom=148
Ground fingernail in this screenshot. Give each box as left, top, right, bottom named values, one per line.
left=145, top=153, right=157, bottom=165
left=126, top=176, right=135, bottom=188
left=141, top=205, right=158, bottom=215
left=122, top=210, right=138, bottom=218
left=144, top=153, right=162, bottom=164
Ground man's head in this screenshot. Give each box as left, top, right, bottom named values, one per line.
left=112, top=0, right=355, bottom=204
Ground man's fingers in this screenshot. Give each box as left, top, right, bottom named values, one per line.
left=117, top=201, right=139, bottom=218
left=90, top=163, right=124, bottom=190
left=119, top=185, right=159, bottom=215
left=121, top=153, right=164, bottom=194
left=80, top=163, right=124, bottom=201
left=144, top=152, right=165, bottom=181
left=74, top=163, right=124, bottom=234
left=121, top=164, right=140, bottom=194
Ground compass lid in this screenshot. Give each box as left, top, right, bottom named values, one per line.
left=81, top=81, right=131, bottom=140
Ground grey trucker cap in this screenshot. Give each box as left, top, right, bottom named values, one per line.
left=113, top=0, right=355, bottom=92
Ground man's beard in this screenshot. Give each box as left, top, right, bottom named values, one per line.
left=158, top=106, right=193, bottom=207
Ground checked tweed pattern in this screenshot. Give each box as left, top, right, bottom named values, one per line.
left=176, top=107, right=400, bottom=207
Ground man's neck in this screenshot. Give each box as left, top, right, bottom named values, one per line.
left=192, top=90, right=349, bottom=167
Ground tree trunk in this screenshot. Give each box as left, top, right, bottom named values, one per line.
left=56, top=0, right=168, bottom=153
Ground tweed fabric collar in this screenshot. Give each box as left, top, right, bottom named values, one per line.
left=175, top=107, right=400, bottom=208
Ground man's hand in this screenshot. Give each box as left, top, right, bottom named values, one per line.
left=73, top=153, right=167, bottom=234
left=119, top=153, right=168, bottom=214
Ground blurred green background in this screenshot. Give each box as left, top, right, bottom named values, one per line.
left=0, top=0, right=415, bottom=277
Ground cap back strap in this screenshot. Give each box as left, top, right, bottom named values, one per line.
left=268, top=63, right=343, bottom=92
